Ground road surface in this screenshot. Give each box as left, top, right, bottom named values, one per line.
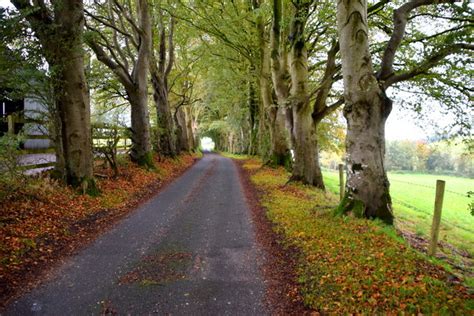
left=6, top=154, right=266, bottom=315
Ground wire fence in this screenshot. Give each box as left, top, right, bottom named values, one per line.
left=322, top=168, right=474, bottom=233
left=388, top=178, right=466, bottom=197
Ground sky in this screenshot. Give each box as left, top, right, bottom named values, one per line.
left=0, top=0, right=445, bottom=141
left=385, top=108, right=428, bottom=141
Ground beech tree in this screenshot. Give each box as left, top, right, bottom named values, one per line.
left=11, top=0, right=96, bottom=192
left=253, top=0, right=291, bottom=167
left=150, top=2, right=176, bottom=157
left=170, top=57, right=200, bottom=152
left=86, top=0, right=154, bottom=167
left=268, top=0, right=343, bottom=188
left=336, top=0, right=473, bottom=224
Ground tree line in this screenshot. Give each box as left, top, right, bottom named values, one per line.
left=385, top=139, right=473, bottom=176
left=2, top=0, right=472, bottom=224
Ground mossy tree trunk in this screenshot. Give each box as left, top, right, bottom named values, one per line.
left=128, top=90, right=153, bottom=167
left=151, top=73, right=176, bottom=156
left=150, top=11, right=176, bottom=157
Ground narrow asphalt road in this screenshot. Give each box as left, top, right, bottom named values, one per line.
left=6, top=154, right=267, bottom=315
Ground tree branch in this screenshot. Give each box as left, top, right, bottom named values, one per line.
left=165, top=17, right=175, bottom=76
left=86, top=37, right=134, bottom=91
left=379, top=0, right=458, bottom=80
left=383, top=43, right=474, bottom=88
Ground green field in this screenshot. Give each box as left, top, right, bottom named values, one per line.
left=322, top=170, right=474, bottom=256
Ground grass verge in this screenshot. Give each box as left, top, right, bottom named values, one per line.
left=322, top=168, right=473, bottom=285
left=241, top=158, right=473, bottom=313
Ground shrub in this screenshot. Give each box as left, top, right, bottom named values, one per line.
left=0, top=134, right=27, bottom=200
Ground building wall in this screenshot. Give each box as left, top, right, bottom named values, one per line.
left=23, top=97, right=52, bottom=150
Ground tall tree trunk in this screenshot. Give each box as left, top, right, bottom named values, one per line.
left=270, top=107, right=291, bottom=167
left=128, top=89, right=153, bottom=166
left=150, top=8, right=176, bottom=157
left=174, top=106, right=190, bottom=152
left=12, top=0, right=96, bottom=192
left=288, top=1, right=324, bottom=189
left=55, top=51, right=95, bottom=190
left=151, top=74, right=176, bottom=156
left=336, top=0, right=393, bottom=224
left=289, top=99, right=324, bottom=188
left=256, top=0, right=291, bottom=166
left=247, top=72, right=259, bottom=156
left=129, top=0, right=154, bottom=167
left=184, top=107, right=195, bottom=150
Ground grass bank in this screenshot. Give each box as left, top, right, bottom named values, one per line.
left=241, top=158, right=473, bottom=313
left=323, top=169, right=473, bottom=273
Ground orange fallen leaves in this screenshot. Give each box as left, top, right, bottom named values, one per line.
left=0, top=154, right=197, bottom=306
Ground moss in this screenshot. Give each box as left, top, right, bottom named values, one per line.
left=352, top=199, right=366, bottom=218
left=69, top=175, right=100, bottom=196
left=136, top=151, right=156, bottom=170
left=333, top=193, right=353, bottom=217
left=268, top=152, right=292, bottom=171
left=83, top=177, right=100, bottom=196
left=334, top=191, right=394, bottom=225
left=333, top=194, right=365, bottom=219
left=374, top=191, right=394, bottom=225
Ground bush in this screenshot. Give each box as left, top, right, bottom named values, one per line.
left=0, top=134, right=27, bottom=200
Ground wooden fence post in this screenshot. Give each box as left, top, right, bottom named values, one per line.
left=428, top=180, right=445, bottom=256
left=7, top=115, right=15, bottom=135
left=338, top=164, right=344, bottom=201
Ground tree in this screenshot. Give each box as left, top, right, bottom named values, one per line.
left=86, top=0, right=154, bottom=167
left=336, top=0, right=473, bottom=224
left=269, top=0, right=343, bottom=188
left=169, top=56, right=200, bottom=152
left=11, top=0, right=96, bottom=192
left=150, top=1, right=176, bottom=157
left=255, top=0, right=291, bottom=167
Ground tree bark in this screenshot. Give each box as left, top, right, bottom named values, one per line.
left=290, top=99, right=324, bottom=188
left=129, top=0, right=153, bottom=167
left=287, top=1, right=325, bottom=189
left=247, top=72, right=259, bottom=156
left=151, top=73, right=176, bottom=156
left=150, top=8, right=176, bottom=157
left=336, top=0, right=393, bottom=224
left=257, top=0, right=290, bottom=167
left=12, top=0, right=96, bottom=192
left=184, top=107, right=195, bottom=150
left=174, top=106, right=190, bottom=152
left=127, top=89, right=153, bottom=166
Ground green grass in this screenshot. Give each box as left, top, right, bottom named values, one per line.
left=220, top=152, right=253, bottom=160
left=322, top=169, right=474, bottom=256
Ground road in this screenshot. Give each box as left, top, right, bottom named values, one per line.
left=6, top=154, right=267, bottom=315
